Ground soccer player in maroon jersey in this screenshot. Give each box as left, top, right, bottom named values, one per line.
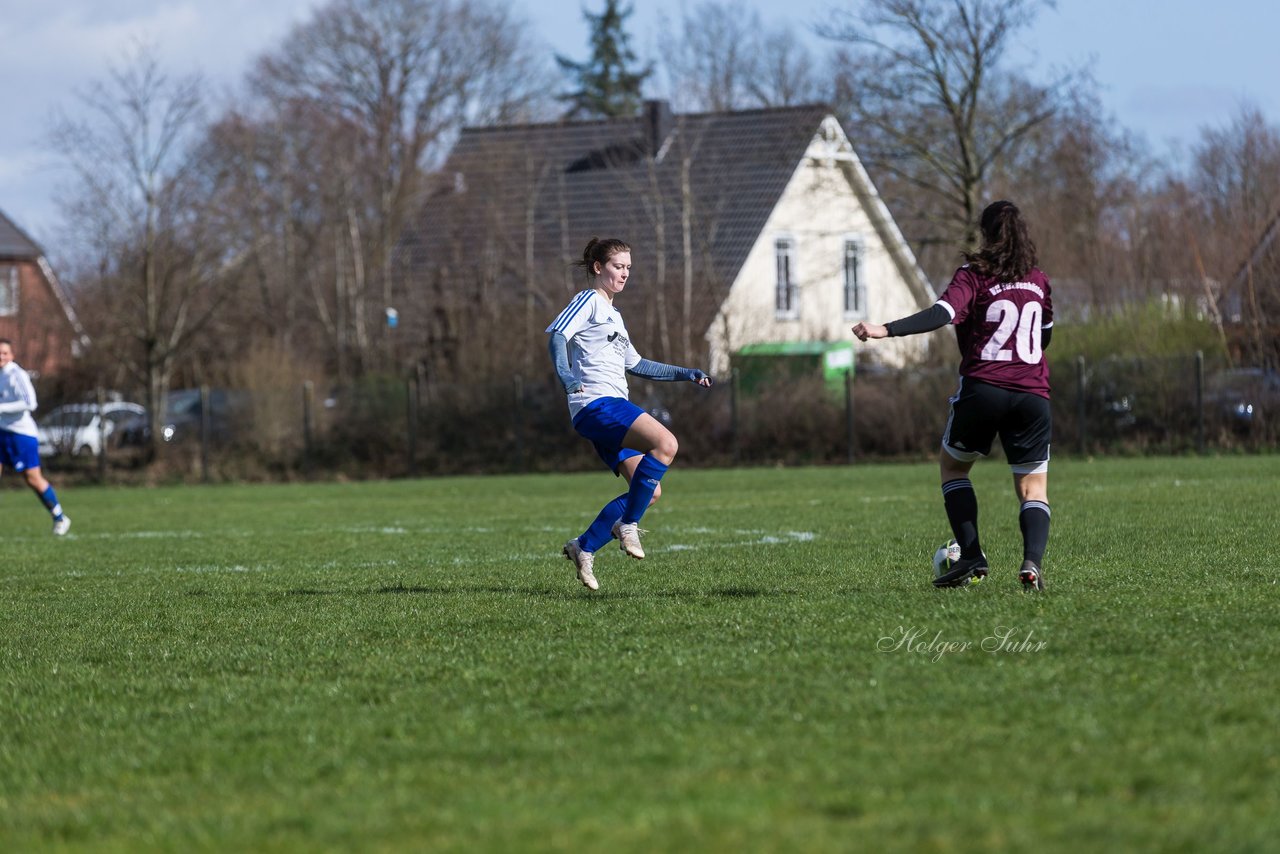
left=852, top=201, right=1052, bottom=591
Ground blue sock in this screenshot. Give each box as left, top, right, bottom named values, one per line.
left=40, top=486, right=65, bottom=520
left=579, top=494, right=627, bottom=553
left=621, top=456, right=668, bottom=524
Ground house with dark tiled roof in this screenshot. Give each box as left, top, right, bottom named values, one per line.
left=0, top=209, right=88, bottom=377
left=395, top=101, right=934, bottom=375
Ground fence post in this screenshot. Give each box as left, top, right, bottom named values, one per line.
left=415, top=365, right=428, bottom=469
left=1195, top=350, right=1205, bottom=454
left=730, top=367, right=741, bottom=465
left=1076, top=356, right=1087, bottom=456
left=845, top=368, right=855, bottom=464
left=199, top=384, right=211, bottom=483
left=302, top=380, right=314, bottom=477
left=96, top=385, right=108, bottom=484
left=513, top=374, right=525, bottom=474
left=406, top=376, right=419, bottom=478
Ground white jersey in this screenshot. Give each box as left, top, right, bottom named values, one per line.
left=0, top=360, right=39, bottom=437
left=546, top=289, right=642, bottom=419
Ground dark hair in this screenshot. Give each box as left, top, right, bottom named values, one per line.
left=0, top=338, right=12, bottom=348
left=573, top=237, right=631, bottom=276
left=962, top=201, right=1038, bottom=281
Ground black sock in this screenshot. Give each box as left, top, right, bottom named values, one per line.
left=1019, top=501, right=1051, bottom=566
left=941, top=478, right=983, bottom=561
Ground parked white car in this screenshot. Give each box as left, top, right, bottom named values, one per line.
left=37, top=402, right=146, bottom=458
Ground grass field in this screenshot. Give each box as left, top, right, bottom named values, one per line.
left=2, top=455, right=1278, bottom=851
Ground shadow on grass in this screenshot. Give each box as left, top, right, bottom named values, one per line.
left=281, top=583, right=790, bottom=600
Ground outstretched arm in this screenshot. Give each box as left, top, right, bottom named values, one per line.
left=547, top=332, right=583, bottom=394
left=628, top=358, right=713, bottom=387
left=852, top=304, right=950, bottom=342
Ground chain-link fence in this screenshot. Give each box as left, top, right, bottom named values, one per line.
left=25, top=351, right=1278, bottom=485
left=1060, top=352, right=1279, bottom=454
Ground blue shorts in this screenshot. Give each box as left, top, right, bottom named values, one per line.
left=0, top=430, right=41, bottom=472
left=572, top=397, right=645, bottom=474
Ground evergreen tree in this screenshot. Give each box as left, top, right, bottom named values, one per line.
left=556, top=0, right=653, bottom=118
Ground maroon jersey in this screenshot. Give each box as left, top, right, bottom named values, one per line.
left=937, top=265, right=1054, bottom=398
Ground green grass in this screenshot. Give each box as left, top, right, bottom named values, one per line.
left=2, top=456, right=1278, bottom=852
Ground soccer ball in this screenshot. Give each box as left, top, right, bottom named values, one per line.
left=932, top=539, right=962, bottom=579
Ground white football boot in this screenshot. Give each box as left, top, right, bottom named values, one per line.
left=563, top=539, right=598, bottom=591
left=52, top=516, right=71, bottom=536
left=611, top=520, right=645, bottom=560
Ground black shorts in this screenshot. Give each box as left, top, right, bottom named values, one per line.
left=942, top=377, right=1051, bottom=473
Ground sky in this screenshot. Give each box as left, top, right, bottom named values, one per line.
left=2, top=0, right=1278, bottom=255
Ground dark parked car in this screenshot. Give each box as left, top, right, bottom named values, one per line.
left=1205, top=368, right=1280, bottom=430
left=118, top=388, right=245, bottom=447
left=1097, top=382, right=1138, bottom=431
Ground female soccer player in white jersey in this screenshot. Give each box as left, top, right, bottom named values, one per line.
left=853, top=201, right=1053, bottom=591
left=547, top=238, right=713, bottom=591
left=0, top=338, right=71, bottom=535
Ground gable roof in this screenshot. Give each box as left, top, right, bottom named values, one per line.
left=0, top=207, right=44, bottom=259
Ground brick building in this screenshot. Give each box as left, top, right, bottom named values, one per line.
left=0, top=208, right=87, bottom=377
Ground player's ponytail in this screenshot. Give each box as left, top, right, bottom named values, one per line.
left=573, top=237, right=631, bottom=277
left=963, top=201, right=1037, bottom=282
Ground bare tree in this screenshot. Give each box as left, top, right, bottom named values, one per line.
left=659, top=1, right=820, bottom=112
left=197, top=105, right=329, bottom=361
left=659, top=1, right=762, bottom=112
left=49, top=42, right=244, bottom=455
left=987, top=82, right=1148, bottom=310
left=821, top=0, right=1073, bottom=267
left=249, top=0, right=555, bottom=376
left=749, top=29, right=821, bottom=108
left=1187, top=105, right=1280, bottom=364
left=1190, top=106, right=1280, bottom=268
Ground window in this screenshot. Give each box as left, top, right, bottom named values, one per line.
left=775, top=238, right=797, bottom=318
left=0, top=265, right=17, bottom=316
left=106, top=408, right=140, bottom=428
left=843, top=239, right=866, bottom=318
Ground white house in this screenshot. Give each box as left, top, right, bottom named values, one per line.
left=706, top=114, right=934, bottom=374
